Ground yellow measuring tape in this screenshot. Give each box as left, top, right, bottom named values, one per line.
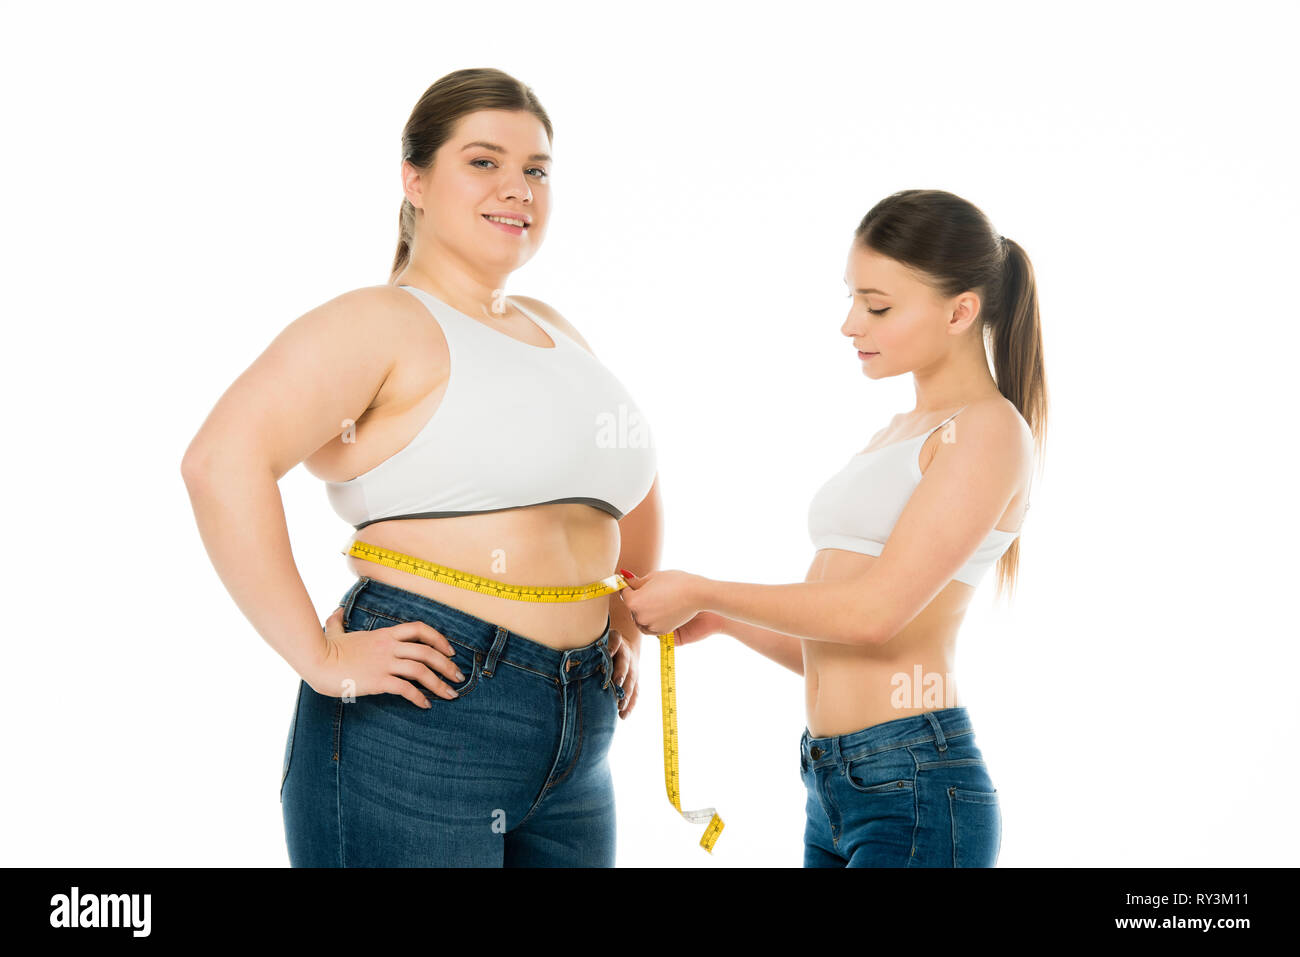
left=344, top=539, right=725, bottom=853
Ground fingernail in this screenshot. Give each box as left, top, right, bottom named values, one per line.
left=619, top=568, right=634, bottom=578
left=454, top=671, right=465, bottom=681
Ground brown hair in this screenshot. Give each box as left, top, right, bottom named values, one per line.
left=854, top=189, right=1048, bottom=600
left=389, top=68, right=553, bottom=283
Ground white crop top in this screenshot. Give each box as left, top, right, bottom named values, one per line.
left=806, top=406, right=1023, bottom=587
left=325, top=285, right=658, bottom=530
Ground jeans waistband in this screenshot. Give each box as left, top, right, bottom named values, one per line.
left=800, top=707, right=975, bottom=770
left=341, top=576, right=616, bottom=688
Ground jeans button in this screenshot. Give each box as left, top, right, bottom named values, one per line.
left=810, top=746, right=824, bottom=759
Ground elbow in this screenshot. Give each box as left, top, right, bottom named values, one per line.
left=842, top=575, right=897, bottom=647
left=840, top=620, right=879, bottom=647
left=857, top=616, right=899, bottom=647
left=852, top=585, right=903, bottom=647
left=854, top=626, right=881, bottom=647
left=864, top=624, right=896, bottom=647
left=181, top=439, right=227, bottom=487
left=181, top=445, right=210, bottom=486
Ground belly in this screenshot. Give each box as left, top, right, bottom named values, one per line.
left=802, top=548, right=970, bottom=737
left=343, top=503, right=620, bottom=649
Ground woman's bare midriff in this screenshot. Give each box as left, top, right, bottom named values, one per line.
left=341, top=506, right=620, bottom=650
left=800, top=409, right=1027, bottom=738
left=303, top=285, right=620, bottom=651
left=800, top=546, right=974, bottom=738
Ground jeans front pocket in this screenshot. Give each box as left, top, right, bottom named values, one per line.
left=280, top=681, right=304, bottom=801
left=843, top=752, right=916, bottom=796
left=346, top=609, right=375, bottom=632
left=361, top=609, right=483, bottom=701
left=949, top=786, right=1001, bottom=867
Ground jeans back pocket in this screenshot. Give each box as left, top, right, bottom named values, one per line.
left=948, top=786, right=1001, bottom=866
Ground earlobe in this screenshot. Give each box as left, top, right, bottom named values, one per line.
left=400, top=162, right=425, bottom=210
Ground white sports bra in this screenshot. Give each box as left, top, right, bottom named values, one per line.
left=325, top=284, right=658, bottom=530
left=806, top=406, right=1024, bottom=587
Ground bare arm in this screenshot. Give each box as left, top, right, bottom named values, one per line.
left=719, top=618, right=804, bottom=675
left=612, top=482, right=804, bottom=674
left=610, top=473, right=664, bottom=658
left=714, top=551, right=816, bottom=675
left=180, top=286, right=404, bottom=681
left=698, top=404, right=1031, bottom=646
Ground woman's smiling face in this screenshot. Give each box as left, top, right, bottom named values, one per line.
left=405, top=108, right=553, bottom=273
left=841, top=242, right=982, bottom=378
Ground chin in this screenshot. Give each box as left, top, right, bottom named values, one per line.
left=479, top=246, right=534, bottom=272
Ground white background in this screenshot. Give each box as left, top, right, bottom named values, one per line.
left=3, top=0, right=1296, bottom=867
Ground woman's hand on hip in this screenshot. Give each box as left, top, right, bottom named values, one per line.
left=606, top=611, right=724, bottom=721
left=305, top=606, right=464, bottom=708
left=607, top=629, right=640, bottom=719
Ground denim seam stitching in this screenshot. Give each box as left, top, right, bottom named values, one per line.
left=342, top=580, right=367, bottom=627
left=805, top=727, right=976, bottom=772
left=436, top=652, right=484, bottom=699
left=351, top=605, right=479, bottom=650
left=513, top=683, right=569, bottom=831
left=834, top=727, right=974, bottom=766
left=821, top=768, right=840, bottom=847
left=349, top=605, right=586, bottom=682
left=483, top=626, right=507, bottom=676
left=334, top=699, right=346, bottom=867
left=280, top=683, right=303, bottom=799
left=947, top=788, right=958, bottom=866
left=915, top=757, right=985, bottom=770
left=910, top=756, right=921, bottom=862
left=547, top=679, right=585, bottom=789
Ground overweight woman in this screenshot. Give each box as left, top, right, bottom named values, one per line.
left=182, top=68, right=661, bottom=867
left=621, top=189, right=1049, bottom=867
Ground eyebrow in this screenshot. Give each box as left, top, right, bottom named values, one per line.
left=460, top=140, right=552, bottom=163
left=842, top=277, right=891, bottom=296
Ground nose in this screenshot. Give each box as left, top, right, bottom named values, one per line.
left=499, top=172, right=533, bottom=205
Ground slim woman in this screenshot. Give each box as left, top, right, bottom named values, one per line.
left=621, top=189, right=1047, bottom=867
left=181, top=69, right=661, bottom=867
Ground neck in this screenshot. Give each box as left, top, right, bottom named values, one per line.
left=399, top=240, right=513, bottom=318
left=910, top=338, right=1002, bottom=414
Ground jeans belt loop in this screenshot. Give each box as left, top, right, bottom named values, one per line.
left=483, top=626, right=508, bottom=678
left=924, top=710, right=948, bottom=751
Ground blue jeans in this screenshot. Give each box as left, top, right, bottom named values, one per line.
left=800, top=706, right=1002, bottom=867
left=281, top=576, right=626, bottom=866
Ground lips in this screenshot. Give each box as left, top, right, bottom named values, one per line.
left=482, top=212, right=530, bottom=228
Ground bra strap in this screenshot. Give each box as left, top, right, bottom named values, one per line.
left=930, top=405, right=968, bottom=434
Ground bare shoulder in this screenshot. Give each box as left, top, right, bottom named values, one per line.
left=277, top=283, right=420, bottom=339
left=957, top=395, right=1034, bottom=467
left=183, top=284, right=424, bottom=479
left=326, top=283, right=427, bottom=326
left=271, top=282, right=435, bottom=407
left=510, top=295, right=596, bottom=355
